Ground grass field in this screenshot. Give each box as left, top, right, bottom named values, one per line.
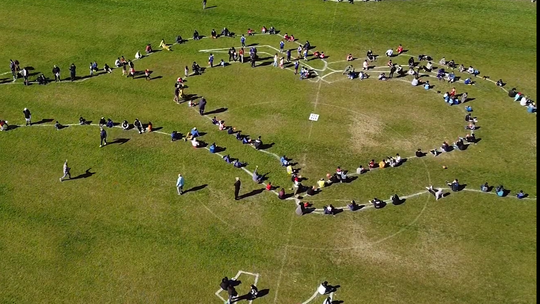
left=0, top=0, right=537, bottom=303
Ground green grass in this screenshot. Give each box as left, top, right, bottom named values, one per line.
left=0, top=0, right=536, bottom=303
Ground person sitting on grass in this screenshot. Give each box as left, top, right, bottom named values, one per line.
left=118, top=120, right=130, bottom=131
left=366, top=49, right=375, bottom=61
left=348, top=200, right=359, bottom=211
left=441, top=141, right=451, bottom=152
left=447, top=179, right=460, bottom=192
left=346, top=53, right=354, bottom=61
left=356, top=165, right=367, bottom=174
left=221, top=154, right=231, bottom=164
left=253, top=136, right=262, bottom=150
left=430, top=148, right=440, bottom=156
left=218, top=120, right=226, bottom=131
left=358, top=71, right=368, bottom=80
left=233, top=159, right=243, bottom=168
left=280, top=155, right=290, bottom=167
left=454, top=137, right=466, bottom=150
left=306, top=185, right=319, bottom=196
left=209, top=142, right=216, bottom=153
left=415, top=148, right=424, bottom=157
left=317, top=178, right=326, bottom=189
left=134, top=118, right=144, bottom=134
left=496, top=79, right=504, bottom=87
left=368, top=159, right=377, bottom=169
left=480, top=182, right=490, bottom=192
left=390, top=194, right=401, bottom=205
left=0, top=120, right=9, bottom=131
left=242, top=136, right=251, bottom=145
left=106, top=118, right=114, bottom=128
left=171, top=131, right=179, bottom=142
left=516, top=190, right=527, bottom=199
left=191, top=137, right=200, bottom=148
left=79, top=117, right=86, bottom=125
left=378, top=159, right=386, bottom=169
left=323, top=205, right=336, bottom=215
left=176, top=35, right=183, bottom=44
left=252, top=166, right=263, bottom=183
left=145, top=44, right=153, bottom=54
left=369, top=198, right=384, bottom=209
left=496, top=185, right=505, bottom=197
left=426, top=185, right=444, bottom=200
left=278, top=188, right=286, bottom=199
left=190, top=127, right=200, bottom=138
left=193, top=30, right=200, bottom=40
left=378, top=72, right=387, bottom=81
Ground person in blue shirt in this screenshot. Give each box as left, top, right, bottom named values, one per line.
left=99, top=127, right=107, bottom=147
left=240, top=35, right=246, bottom=47
left=190, top=127, right=200, bottom=138
left=223, top=154, right=231, bottom=163
left=233, top=159, right=243, bottom=168
left=280, top=155, right=289, bottom=167
left=208, top=54, right=214, bottom=67
left=294, top=61, right=299, bottom=74
left=280, top=40, right=285, bottom=53
left=106, top=118, right=114, bottom=128
left=516, top=190, right=527, bottom=199
left=496, top=185, right=505, bottom=197
left=209, top=142, right=216, bottom=153
left=447, top=179, right=460, bottom=192
left=176, top=174, right=184, bottom=195
left=242, top=136, right=251, bottom=145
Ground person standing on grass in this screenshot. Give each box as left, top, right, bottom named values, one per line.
left=145, top=68, right=151, bottom=81
left=208, top=53, right=214, bottom=67
left=52, top=65, right=60, bottom=82
left=199, top=97, right=207, bottom=115
left=239, top=48, right=244, bottom=63
left=240, top=34, right=246, bottom=47
left=234, top=177, right=241, bottom=200
left=273, top=53, right=278, bottom=67
left=99, top=127, right=107, bottom=147
left=10, top=59, right=17, bottom=82
left=176, top=174, right=185, bottom=195
left=294, top=60, right=299, bottom=74
left=59, top=160, right=71, bottom=182
left=279, top=40, right=285, bottom=53
left=69, top=63, right=76, bottom=81
left=23, top=108, right=31, bottom=126
left=203, top=0, right=206, bottom=9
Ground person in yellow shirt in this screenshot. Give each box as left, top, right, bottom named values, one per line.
left=160, top=39, right=171, bottom=51
left=317, top=178, right=326, bottom=189
left=286, top=165, right=293, bottom=175
left=379, top=160, right=386, bottom=168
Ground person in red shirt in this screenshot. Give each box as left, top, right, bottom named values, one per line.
left=397, top=44, right=403, bottom=54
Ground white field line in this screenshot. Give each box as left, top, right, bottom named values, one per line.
left=301, top=291, right=319, bottom=304
left=273, top=212, right=296, bottom=303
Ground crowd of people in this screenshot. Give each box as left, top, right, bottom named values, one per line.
left=1, top=26, right=535, bottom=211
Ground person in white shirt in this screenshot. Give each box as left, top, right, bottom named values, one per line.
left=411, top=77, right=419, bottom=86
left=135, top=51, right=142, bottom=59
left=385, top=48, right=393, bottom=57
left=362, top=60, right=369, bottom=71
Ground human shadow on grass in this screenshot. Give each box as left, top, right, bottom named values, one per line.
left=256, top=142, right=274, bottom=150
left=5, top=124, right=19, bottom=131
left=69, top=168, right=96, bottom=180
left=33, top=118, right=54, bottom=125
left=257, top=61, right=273, bottom=67
left=238, top=188, right=265, bottom=199
left=214, top=146, right=226, bottom=153
left=183, top=184, right=208, bottom=194
left=392, top=198, right=406, bottom=206
left=204, top=107, right=227, bottom=115
left=57, top=124, right=69, bottom=130
left=109, top=138, right=130, bottom=145
left=349, top=204, right=366, bottom=211
left=246, top=43, right=259, bottom=47
left=205, top=5, right=217, bottom=9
